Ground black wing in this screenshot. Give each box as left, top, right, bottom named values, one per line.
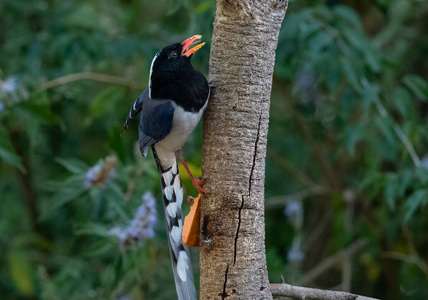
left=122, top=89, right=146, bottom=134
left=122, top=89, right=174, bottom=156
left=139, top=98, right=174, bottom=154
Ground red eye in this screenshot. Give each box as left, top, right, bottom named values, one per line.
left=170, top=50, right=178, bottom=58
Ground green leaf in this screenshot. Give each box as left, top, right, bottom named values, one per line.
left=75, top=223, right=111, bottom=236
left=55, top=157, right=88, bottom=174
left=359, top=172, right=384, bottom=200
left=40, top=176, right=87, bottom=219
left=340, top=57, right=361, bottom=91
left=195, top=1, right=213, bottom=13
left=16, top=102, right=60, bottom=125
left=104, top=183, right=129, bottom=220
left=362, top=83, right=380, bottom=107
left=403, top=75, right=428, bottom=102
left=300, top=20, right=324, bottom=40
left=0, top=145, right=25, bottom=172
left=85, top=86, right=125, bottom=126
left=392, top=87, right=411, bottom=117
left=344, top=124, right=364, bottom=156
left=108, top=127, right=127, bottom=163
left=374, top=116, right=395, bottom=145
left=334, top=5, right=363, bottom=31
left=167, top=0, right=189, bottom=15
left=8, top=250, right=35, bottom=296
left=362, top=47, right=380, bottom=73
left=341, top=28, right=380, bottom=73
left=404, top=189, right=428, bottom=222
left=83, top=240, right=114, bottom=257
left=342, top=27, right=365, bottom=50
left=66, top=3, right=99, bottom=29
left=48, top=188, right=87, bottom=212
left=309, top=31, right=332, bottom=58
left=385, top=173, right=398, bottom=210
left=0, top=127, right=25, bottom=172
left=398, top=170, right=413, bottom=197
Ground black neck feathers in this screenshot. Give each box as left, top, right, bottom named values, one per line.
left=151, top=69, right=209, bottom=113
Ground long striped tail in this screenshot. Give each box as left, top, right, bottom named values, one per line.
left=152, top=145, right=197, bottom=300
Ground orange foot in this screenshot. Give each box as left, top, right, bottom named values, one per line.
left=191, top=177, right=207, bottom=195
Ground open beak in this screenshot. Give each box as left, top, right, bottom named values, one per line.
left=181, top=35, right=205, bottom=57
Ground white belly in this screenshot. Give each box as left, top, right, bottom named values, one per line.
left=157, top=101, right=207, bottom=152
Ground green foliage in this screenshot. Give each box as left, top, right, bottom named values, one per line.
left=403, top=74, right=428, bottom=102
left=266, top=1, right=428, bottom=299
left=0, top=0, right=210, bottom=299
left=1, top=0, right=428, bottom=299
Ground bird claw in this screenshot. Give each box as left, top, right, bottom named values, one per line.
left=192, top=177, right=207, bottom=195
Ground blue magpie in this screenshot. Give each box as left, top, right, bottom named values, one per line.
left=122, top=35, right=210, bottom=300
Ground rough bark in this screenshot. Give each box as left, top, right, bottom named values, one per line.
left=200, top=1, right=288, bottom=299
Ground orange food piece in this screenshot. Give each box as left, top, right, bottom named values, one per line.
left=182, top=194, right=201, bottom=247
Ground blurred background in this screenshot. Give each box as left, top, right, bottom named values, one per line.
left=0, top=0, right=427, bottom=299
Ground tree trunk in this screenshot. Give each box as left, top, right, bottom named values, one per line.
left=200, top=1, right=288, bottom=299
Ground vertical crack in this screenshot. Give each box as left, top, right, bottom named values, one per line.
left=221, top=264, right=230, bottom=299
left=248, top=113, right=263, bottom=193
left=233, top=113, right=263, bottom=266
left=234, top=196, right=245, bottom=265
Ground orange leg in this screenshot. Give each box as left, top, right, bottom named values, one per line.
left=181, top=159, right=207, bottom=195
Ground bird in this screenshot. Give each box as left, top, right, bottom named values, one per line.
left=122, top=35, right=210, bottom=300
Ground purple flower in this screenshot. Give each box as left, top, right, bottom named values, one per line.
left=144, top=227, right=155, bottom=239
left=108, top=227, right=127, bottom=244
left=84, top=165, right=102, bottom=189
left=110, top=192, right=157, bottom=245
left=83, top=156, right=117, bottom=189
left=2, top=77, right=18, bottom=93
left=147, top=214, right=157, bottom=226
left=0, top=103, right=4, bottom=111
left=142, top=192, right=156, bottom=209
left=135, top=205, right=147, bottom=218
left=1, top=76, right=28, bottom=102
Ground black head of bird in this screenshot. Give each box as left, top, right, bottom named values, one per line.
left=149, top=35, right=209, bottom=112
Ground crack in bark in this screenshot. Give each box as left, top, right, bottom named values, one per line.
left=248, top=113, right=263, bottom=193
left=221, top=264, right=230, bottom=299
left=233, top=113, right=263, bottom=266
left=234, top=196, right=245, bottom=265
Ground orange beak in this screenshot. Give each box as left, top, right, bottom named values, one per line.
left=181, top=35, right=205, bottom=57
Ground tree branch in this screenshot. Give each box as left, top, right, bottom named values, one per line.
left=38, top=72, right=145, bottom=91
left=270, top=283, right=379, bottom=300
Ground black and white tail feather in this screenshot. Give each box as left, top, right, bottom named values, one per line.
left=152, top=145, right=197, bottom=300
left=122, top=93, right=197, bottom=299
